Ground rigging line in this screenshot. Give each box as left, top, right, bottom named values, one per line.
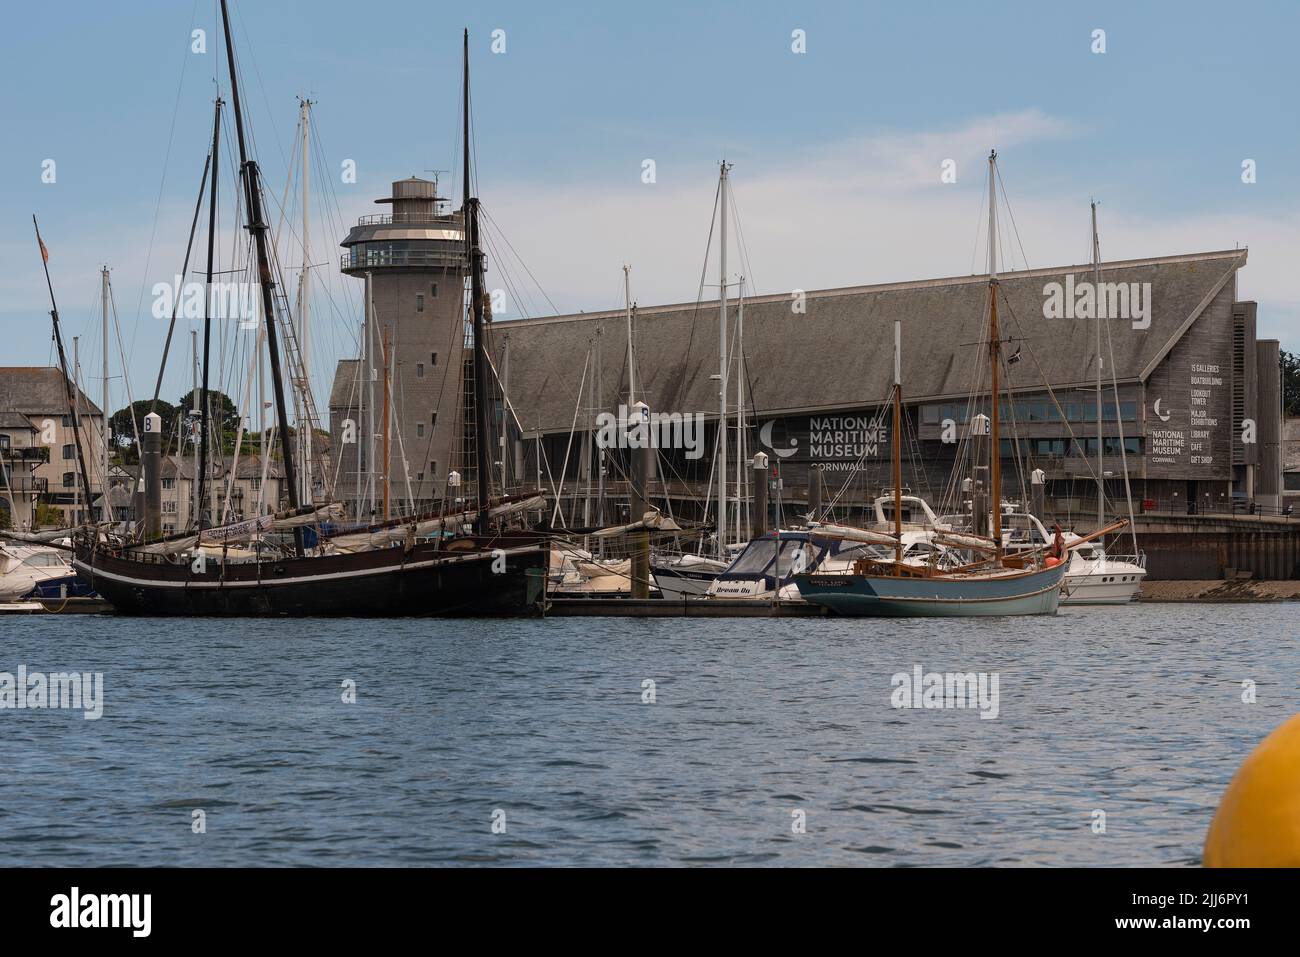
left=549, top=347, right=592, bottom=527
left=1100, top=262, right=1141, bottom=554
left=151, top=145, right=212, bottom=412
left=677, top=176, right=723, bottom=414
left=969, top=170, right=988, bottom=276
left=129, top=0, right=203, bottom=363
left=479, top=205, right=562, bottom=317
left=995, top=162, right=1031, bottom=273
left=108, top=279, right=144, bottom=463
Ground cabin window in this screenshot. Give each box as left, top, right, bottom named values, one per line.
left=416, top=294, right=425, bottom=313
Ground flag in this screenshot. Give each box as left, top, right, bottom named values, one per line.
left=39, top=238, right=49, bottom=263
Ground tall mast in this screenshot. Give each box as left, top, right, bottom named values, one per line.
left=298, top=96, right=314, bottom=505
left=365, top=274, right=376, bottom=519
left=986, top=150, right=1003, bottom=559
left=717, top=161, right=730, bottom=555
left=624, top=264, right=634, bottom=403
left=191, top=331, right=200, bottom=523
left=382, top=327, right=391, bottom=521
left=218, top=0, right=303, bottom=553
left=73, top=336, right=82, bottom=520
left=196, top=97, right=222, bottom=535
left=1091, top=200, right=1104, bottom=529
left=32, top=217, right=94, bottom=516
left=464, top=29, right=493, bottom=533
left=735, top=277, right=745, bottom=544
left=893, top=319, right=903, bottom=569
left=100, top=266, right=111, bottom=523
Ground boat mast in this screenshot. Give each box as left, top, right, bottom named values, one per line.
left=735, top=277, right=745, bottom=544
left=718, top=161, right=730, bottom=556
left=298, top=96, right=314, bottom=506
left=1091, top=200, right=1104, bottom=530
left=624, top=264, right=634, bottom=403
left=73, top=336, right=82, bottom=520
left=986, top=150, right=1003, bottom=560
left=893, top=319, right=903, bottom=569
left=218, top=0, right=303, bottom=554
left=382, top=327, right=391, bottom=521
left=101, top=266, right=111, bottom=523
left=32, top=217, right=95, bottom=519
left=196, top=97, right=222, bottom=536
left=464, top=29, right=493, bottom=534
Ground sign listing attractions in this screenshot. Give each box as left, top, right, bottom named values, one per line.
left=1146, top=351, right=1230, bottom=479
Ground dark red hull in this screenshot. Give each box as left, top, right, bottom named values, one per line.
left=73, top=534, right=549, bottom=617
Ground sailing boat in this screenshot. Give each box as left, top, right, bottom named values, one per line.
left=794, top=152, right=1071, bottom=617
left=68, top=10, right=548, bottom=616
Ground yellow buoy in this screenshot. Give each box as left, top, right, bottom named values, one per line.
left=1204, top=712, right=1300, bottom=867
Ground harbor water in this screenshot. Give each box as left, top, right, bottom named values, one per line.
left=3, top=605, right=1296, bottom=866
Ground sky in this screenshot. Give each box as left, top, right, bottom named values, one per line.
left=1, top=0, right=1296, bottom=418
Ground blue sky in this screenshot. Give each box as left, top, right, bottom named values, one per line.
left=1, top=0, right=1296, bottom=414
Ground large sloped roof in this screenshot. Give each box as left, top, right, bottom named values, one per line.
left=492, top=249, right=1246, bottom=434
left=0, top=367, right=104, bottom=418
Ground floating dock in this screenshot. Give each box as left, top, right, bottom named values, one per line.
left=0, top=597, right=115, bottom=615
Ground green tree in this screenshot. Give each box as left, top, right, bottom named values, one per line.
left=176, top=389, right=241, bottom=434
left=108, top=399, right=177, bottom=464
left=1281, top=350, right=1300, bottom=417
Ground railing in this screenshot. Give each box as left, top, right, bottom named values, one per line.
left=357, top=212, right=457, bottom=227
left=340, top=249, right=467, bottom=271
left=1, top=446, right=51, bottom=463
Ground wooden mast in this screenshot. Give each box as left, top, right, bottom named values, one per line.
left=382, top=327, right=391, bottom=521
left=464, top=29, right=493, bottom=534
left=218, top=0, right=303, bottom=555
left=32, top=217, right=95, bottom=515
left=892, top=318, right=903, bottom=569
left=196, top=96, right=222, bottom=535
left=987, top=150, right=1003, bottom=561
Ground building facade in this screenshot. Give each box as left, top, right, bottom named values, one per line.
left=0, top=367, right=107, bottom=529
left=329, top=177, right=472, bottom=522
left=489, top=249, right=1284, bottom=529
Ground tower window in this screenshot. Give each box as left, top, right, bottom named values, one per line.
left=430, top=352, right=438, bottom=367
left=430, top=283, right=438, bottom=298
left=417, top=423, right=425, bottom=438
left=416, top=294, right=425, bottom=313
left=417, top=362, right=425, bottom=379
left=430, top=460, right=437, bottom=477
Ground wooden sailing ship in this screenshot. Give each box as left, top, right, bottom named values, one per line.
left=65, top=8, right=548, bottom=616
left=795, top=151, right=1082, bottom=617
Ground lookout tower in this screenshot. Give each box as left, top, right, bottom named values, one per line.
left=332, top=177, right=469, bottom=518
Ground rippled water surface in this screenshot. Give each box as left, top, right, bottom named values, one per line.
left=3, top=605, right=1297, bottom=866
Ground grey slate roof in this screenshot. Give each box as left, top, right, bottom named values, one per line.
left=0, top=367, right=104, bottom=417
left=491, top=249, right=1246, bottom=434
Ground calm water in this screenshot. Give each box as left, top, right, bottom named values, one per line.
left=2, top=605, right=1296, bottom=866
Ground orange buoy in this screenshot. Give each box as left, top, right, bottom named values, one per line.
left=1044, top=556, right=1062, bottom=568
left=1204, top=713, right=1300, bottom=867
